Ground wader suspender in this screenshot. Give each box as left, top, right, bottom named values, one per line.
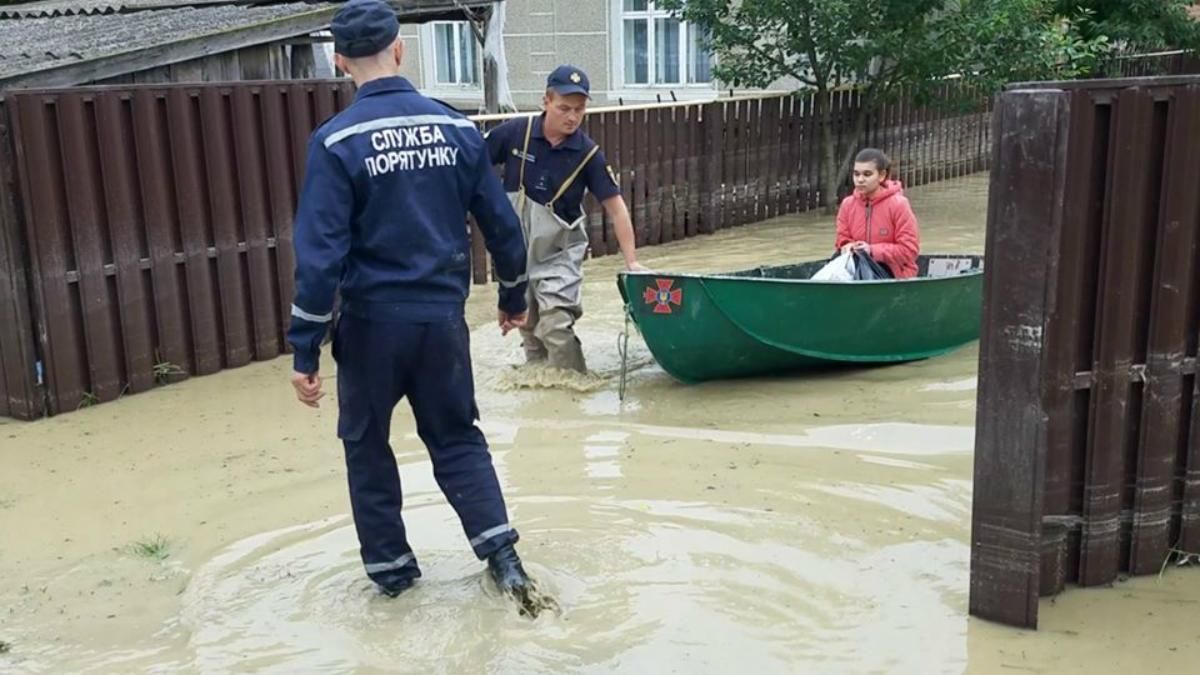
left=515, top=116, right=601, bottom=218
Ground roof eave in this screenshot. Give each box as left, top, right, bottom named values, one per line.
left=0, top=5, right=338, bottom=90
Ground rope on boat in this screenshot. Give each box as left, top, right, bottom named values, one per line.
left=618, top=307, right=632, bottom=401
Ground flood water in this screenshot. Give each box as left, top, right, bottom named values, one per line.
left=1, top=174, right=1197, bottom=674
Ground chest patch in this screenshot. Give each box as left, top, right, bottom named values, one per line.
left=511, top=148, right=536, bottom=163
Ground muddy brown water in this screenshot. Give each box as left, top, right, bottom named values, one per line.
left=1, top=174, right=1196, bottom=674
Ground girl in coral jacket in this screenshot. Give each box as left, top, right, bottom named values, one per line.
left=834, top=149, right=920, bottom=279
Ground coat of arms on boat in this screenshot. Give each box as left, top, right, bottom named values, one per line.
left=643, top=279, right=683, bottom=314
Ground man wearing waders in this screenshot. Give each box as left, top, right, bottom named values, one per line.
left=287, top=0, right=534, bottom=604
left=485, top=66, right=647, bottom=373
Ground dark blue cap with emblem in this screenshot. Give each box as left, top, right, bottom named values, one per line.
left=332, top=0, right=401, bottom=58
left=546, top=64, right=591, bottom=98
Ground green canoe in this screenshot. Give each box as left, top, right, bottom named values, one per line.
left=617, top=254, right=985, bottom=383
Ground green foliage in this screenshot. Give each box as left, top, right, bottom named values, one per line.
left=657, top=0, right=1111, bottom=209
left=659, top=0, right=1108, bottom=98
left=1056, top=0, right=1200, bottom=52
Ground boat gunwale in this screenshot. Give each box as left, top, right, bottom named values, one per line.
left=619, top=252, right=984, bottom=283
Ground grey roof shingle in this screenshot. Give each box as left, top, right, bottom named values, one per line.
left=0, top=3, right=335, bottom=81
left=0, top=0, right=253, bottom=19
left=0, top=0, right=498, bottom=20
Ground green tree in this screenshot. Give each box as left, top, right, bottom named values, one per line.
left=1056, top=0, right=1200, bottom=52
left=660, top=0, right=1107, bottom=212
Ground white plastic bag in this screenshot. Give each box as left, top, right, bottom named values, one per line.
left=811, top=250, right=855, bottom=282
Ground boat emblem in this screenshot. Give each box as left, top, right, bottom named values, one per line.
left=643, top=279, right=682, bottom=314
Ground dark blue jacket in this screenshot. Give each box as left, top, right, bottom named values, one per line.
left=287, top=77, right=528, bottom=374
left=485, top=114, right=621, bottom=223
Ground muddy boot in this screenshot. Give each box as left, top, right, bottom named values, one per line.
left=376, top=575, right=416, bottom=598
left=487, top=543, right=535, bottom=611
left=521, top=328, right=548, bottom=364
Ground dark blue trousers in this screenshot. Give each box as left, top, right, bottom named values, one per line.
left=332, top=313, right=518, bottom=588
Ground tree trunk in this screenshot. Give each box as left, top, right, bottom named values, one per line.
left=819, top=90, right=873, bottom=214
left=818, top=91, right=840, bottom=215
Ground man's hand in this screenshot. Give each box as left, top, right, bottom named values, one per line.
left=291, top=371, right=325, bottom=408
left=625, top=260, right=652, bottom=273
left=852, top=241, right=872, bottom=255
left=498, top=310, right=529, bottom=336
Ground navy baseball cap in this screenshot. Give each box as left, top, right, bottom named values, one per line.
left=547, top=65, right=591, bottom=98
left=332, top=0, right=400, bottom=58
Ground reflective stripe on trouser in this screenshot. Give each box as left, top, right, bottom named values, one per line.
left=333, top=314, right=519, bottom=586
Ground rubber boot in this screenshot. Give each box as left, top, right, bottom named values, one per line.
left=487, top=543, right=534, bottom=610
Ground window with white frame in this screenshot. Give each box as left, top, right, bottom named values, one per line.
left=620, top=0, right=713, bottom=86
left=428, top=21, right=479, bottom=87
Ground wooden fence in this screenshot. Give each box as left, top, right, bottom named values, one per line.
left=0, top=80, right=992, bottom=418
left=971, top=74, right=1200, bottom=629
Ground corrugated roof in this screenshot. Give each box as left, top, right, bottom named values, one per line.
left=0, top=0, right=497, bottom=20
left=0, top=3, right=335, bottom=81
left=0, top=0, right=252, bottom=19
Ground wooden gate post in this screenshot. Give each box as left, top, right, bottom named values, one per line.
left=969, top=87, right=1072, bottom=629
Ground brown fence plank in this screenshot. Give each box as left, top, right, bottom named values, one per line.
left=1185, top=375, right=1200, bottom=552
left=1130, top=86, right=1200, bottom=572
left=95, top=91, right=156, bottom=395
left=614, top=109, right=633, bottom=254
left=261, top=85, right=298, bottom=339
left=287, top=83, right=315, bottom=202
left=1080, top=88, right=1160, bottom=585
left=200, top=87, right=252, bottom=369
left=738, top=98, right=752, bottom=225
left=232, top=86, right=282, bottom=361
left=789, top=95, right=801, bottom=209
left=0, top=104, right=41, bottom=419
left=596, top=111, right=613, bottom=255
left=726, top=100, right=740, bottom=226
left=12, top=94, right=86, bottom=414
left=645, top=107, right=662, bottom=245
left=673, top=106, right=688, bottom=242
left=777, top=97, right=790, bottom=213
left=699, top=102, right=720, bottom=235
left=661, top=106, right=679, bottom=243
left=804, top=94, right=820, bottom=211
left=166, top=88, right=222, bottom=376
left=683, top=103, right=699, bottom=238
left=633, top=109, right=650, bottom=246
left=58, top=93, right=125, bottom=403
left=970, top=89, right=1071, bottom=630
left=131, top=91, right=191, bottom=382
left=585, top=113, right=607, bottom=256
left=719, top=101, right=733, bottom=226
left=1040, top=91, right=1110, bottom=593
left=717, top=101, right=731, bottom=230
left=749, top=97, right=765, bottom=223
left=313, top=82, right=337, bottom=127
left=767, top=96, right=784, bottom=218
left=651, top=106, right=667, bottom=243
left=902, top=88, right=915, bottom=185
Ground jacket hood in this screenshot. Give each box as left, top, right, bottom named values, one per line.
left=855, top=179, right=904, bottom=205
